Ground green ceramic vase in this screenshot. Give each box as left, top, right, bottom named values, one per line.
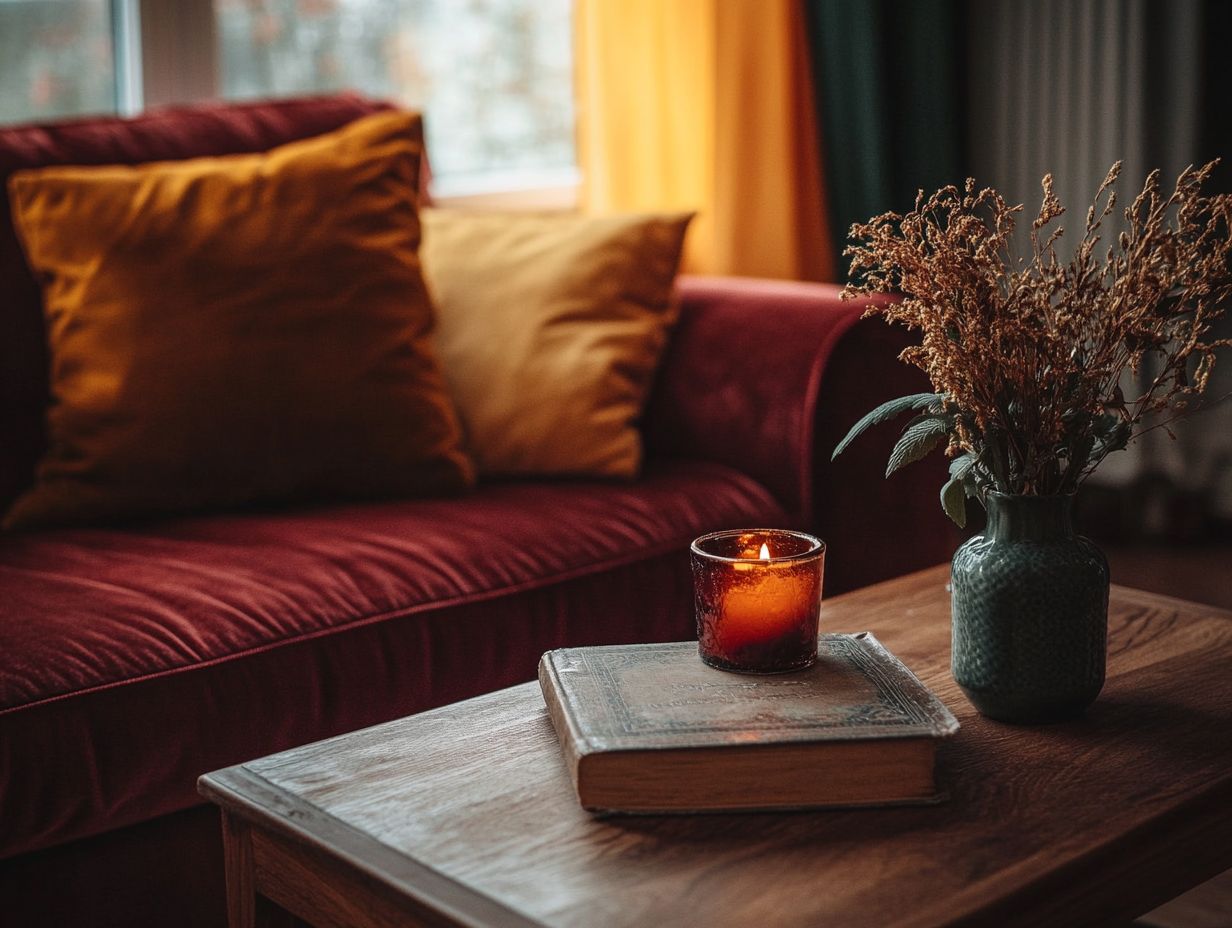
left=950, top=492, right=1108, bottom=724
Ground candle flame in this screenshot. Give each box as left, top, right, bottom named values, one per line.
left=759, top=542, right=770, bottom=560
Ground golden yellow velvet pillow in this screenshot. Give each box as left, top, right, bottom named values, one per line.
left=5, top=111, right=474, bottom=530
left=420, top=210, right=692, bottom=477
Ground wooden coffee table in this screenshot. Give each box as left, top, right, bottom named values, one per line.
left=199, top=566, right=1232, bottom=927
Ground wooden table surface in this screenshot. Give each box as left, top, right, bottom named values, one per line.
left=199, top=566, right=1232, bottom=928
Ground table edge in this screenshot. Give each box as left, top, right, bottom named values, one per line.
left=198, top=765, right=545, bottom=928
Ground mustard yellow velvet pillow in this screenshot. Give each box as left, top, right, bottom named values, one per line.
left=420, top=209, right=692, bottom=477
left=4, top=111, right=474, bottom=530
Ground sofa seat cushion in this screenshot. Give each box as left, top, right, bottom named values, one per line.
left=0, top=460, right=784, bottom=858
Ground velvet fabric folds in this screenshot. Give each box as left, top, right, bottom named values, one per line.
left=0, top=461, right=783, bottom=860
left=647, top=277, right=957, bottom=593
left=422, top=208, right=692, bottom=478
left=6, top=110, right=473, bottom=529
left=0, top=93, right=394, bottom=515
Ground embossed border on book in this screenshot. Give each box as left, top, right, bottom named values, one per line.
left=557, top=633, right=958, bottom=749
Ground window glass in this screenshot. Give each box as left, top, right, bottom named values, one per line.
left=0, top=0, right=116, bottom=124
left=216, top=0, right=576, bottom=194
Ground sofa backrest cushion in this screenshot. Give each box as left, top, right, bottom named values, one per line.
left=4, top=110, right=473, bottom=529
left=0, top=92, right=392, bottom=513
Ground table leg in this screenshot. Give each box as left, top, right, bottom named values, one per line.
left=221, top=812, right=259, bottom=928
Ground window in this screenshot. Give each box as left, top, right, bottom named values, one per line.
left=215, top=0, right=576, bottom=196
left=0, top=0, right=576, bottom=199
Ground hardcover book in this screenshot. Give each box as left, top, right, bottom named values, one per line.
left=538, top=633, right=959, bottom=813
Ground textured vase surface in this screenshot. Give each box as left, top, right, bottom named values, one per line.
left=950, top=493, right=1108, bottom=724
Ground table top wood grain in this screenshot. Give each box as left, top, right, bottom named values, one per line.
left=199, top=566, right=1232, bottom=928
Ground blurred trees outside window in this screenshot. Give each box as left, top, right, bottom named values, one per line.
left=217, top=0, right=575, bottom=192
left=0, top=0, right=116, bottom=124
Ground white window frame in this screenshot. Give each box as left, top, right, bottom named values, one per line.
left=111, top=0, right=143, bottom=115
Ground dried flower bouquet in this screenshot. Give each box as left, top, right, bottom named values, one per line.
left=834, top=162, right=1232, bottom=526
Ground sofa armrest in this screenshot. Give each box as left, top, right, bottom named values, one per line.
left=644, top=277, right=870, bottom=521
left=643, top=276, right=958, bottom=594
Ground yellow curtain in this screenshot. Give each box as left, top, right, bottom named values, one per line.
left=575, top=0, right=835, bottom=282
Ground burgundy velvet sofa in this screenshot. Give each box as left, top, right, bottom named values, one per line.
left=0, top=95, right=954, bottom=927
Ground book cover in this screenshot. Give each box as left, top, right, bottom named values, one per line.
left=539, top=632, right=959, bottom=813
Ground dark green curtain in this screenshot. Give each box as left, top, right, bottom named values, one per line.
left=804, top=0, right=965, bottom=277
left=1201, top=0, right=1232, bottom=193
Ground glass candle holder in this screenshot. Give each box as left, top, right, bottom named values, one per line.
left=691, top=529, right=825, bottom=673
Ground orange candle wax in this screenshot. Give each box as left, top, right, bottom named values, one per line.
left=718, top=558, right=817, bottom=652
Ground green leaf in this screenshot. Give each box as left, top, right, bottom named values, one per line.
left=885, top=415, right=952, bottom=477
left=1091, top=412, right=1121, bottom=437
left=961, top=468, right=983, bottom=499
left=948, top=453, right=976, bottom=479
left=832, top=393, right=945, bottom=461
left=1099, top=420, right=1132, bottom=454
left=940, top=453, right=979, bottom=525
left=940, top=476, right=967, bottom=527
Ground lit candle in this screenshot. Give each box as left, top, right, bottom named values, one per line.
left=691, top=529, right=825, bottom=673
